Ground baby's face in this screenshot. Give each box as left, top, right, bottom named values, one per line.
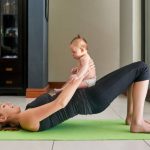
left=70, top=39, right=87, bottom=59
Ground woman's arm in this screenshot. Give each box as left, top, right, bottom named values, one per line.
left=19, top=76, right=84, bottom=131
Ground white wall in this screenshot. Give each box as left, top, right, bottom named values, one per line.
left=48, top=0, right=120, bottom=82
left=120, top=0, right=133, bottom=66
left=120, top=0, right=141, bottom=67
left=133, top=0, right=141, bottom=62
left=145, top=0, right=150, bottom=67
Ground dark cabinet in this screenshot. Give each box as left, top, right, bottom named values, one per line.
left=0, top=0, right=27, bottom=95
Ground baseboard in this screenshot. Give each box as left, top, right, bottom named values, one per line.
left=26, top=83, right=150, bottom=101
left=49, top=82, right=65, bottom=89
left=26, top=84, right=50, bottom=98
left=26, top=82, right=64, bottom=98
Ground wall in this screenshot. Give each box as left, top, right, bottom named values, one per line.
left=48, top=0, right=120, bottom=81
left=120, top=0, right=141, bottom=67
left=120, top=0, right=133, bottom=66
left=145, top=0, right=150, bottom=88
left=133, top=0, right=141, bottom=62
left=145, top=0, right=150, bottom=67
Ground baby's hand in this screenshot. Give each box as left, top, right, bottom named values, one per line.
left=70, top=74, right=79, bottom=81
left=71, top=67, right=78, bottom=74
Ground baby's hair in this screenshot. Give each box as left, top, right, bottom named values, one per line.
left=70, top=35, right=88, bottom=49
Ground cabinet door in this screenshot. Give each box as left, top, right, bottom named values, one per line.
left=0, top=0, right=27, bottom=95
left=0, top=0, right=19, bottom=59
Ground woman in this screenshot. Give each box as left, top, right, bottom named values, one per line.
left=0, top=61, right=150, bottom=133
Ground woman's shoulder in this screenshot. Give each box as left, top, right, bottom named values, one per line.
left=19, top=110, right=40, bottom=132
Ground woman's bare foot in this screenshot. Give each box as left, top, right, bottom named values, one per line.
left=125, top=116, right=150, bottom=125
left=125, top=116, right=132, bottom=125
left=130, top=120, right=150, bottom=133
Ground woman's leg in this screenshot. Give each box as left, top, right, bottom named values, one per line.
left=126, top=83, right=134, bottom=125
left=130, top=80, right=150, bottom=133
left=126, top=82, right=150, bottom=127
left=86, top=61, right=150, bottom=114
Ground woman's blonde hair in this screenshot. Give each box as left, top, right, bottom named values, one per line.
left=0, top=122, right=19, bottom=131
left=0, top=108, right=19, bottom=131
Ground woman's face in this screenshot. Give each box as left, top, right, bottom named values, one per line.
left=0, top=102, right=21, bottom=116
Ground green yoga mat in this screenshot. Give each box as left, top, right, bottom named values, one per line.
left=0, top=119, right=150, bottom=141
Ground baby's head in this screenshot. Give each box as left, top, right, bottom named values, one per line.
left=70, top=35, right=88, bottom=49
left=70, top=35, right=88, bottom=59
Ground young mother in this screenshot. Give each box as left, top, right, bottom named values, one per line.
left=0, top=61, right=150, bottom=133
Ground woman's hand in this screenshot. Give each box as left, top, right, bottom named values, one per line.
left=70, top=74, right=79, bottom=82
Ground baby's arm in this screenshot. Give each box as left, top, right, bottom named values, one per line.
left=54, top=72, right=77, bottom=93
left=54, top=66, right=79, bottom=93
left=75, top=55, right=89, bottom=78
left=55, top=55, right=89, bottom=92
left=55, top=74, right=79, bottom=93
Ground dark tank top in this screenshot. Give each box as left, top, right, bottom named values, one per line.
left=25, top=89, right=93, bottom=131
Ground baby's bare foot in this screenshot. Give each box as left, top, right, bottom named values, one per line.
left=144, top=120, right=150, bottom=124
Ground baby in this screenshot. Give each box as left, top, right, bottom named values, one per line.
left=54, top=35, right=96, bottom=93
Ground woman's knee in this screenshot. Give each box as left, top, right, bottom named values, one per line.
left=136, top=61, right=149, bottom=71
left=135, top=61, right=150, bottom=81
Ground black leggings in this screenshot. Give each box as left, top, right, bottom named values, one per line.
left=85, top=61, right=150, bottom=113
left=26, top=61, right=150, bottom=131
